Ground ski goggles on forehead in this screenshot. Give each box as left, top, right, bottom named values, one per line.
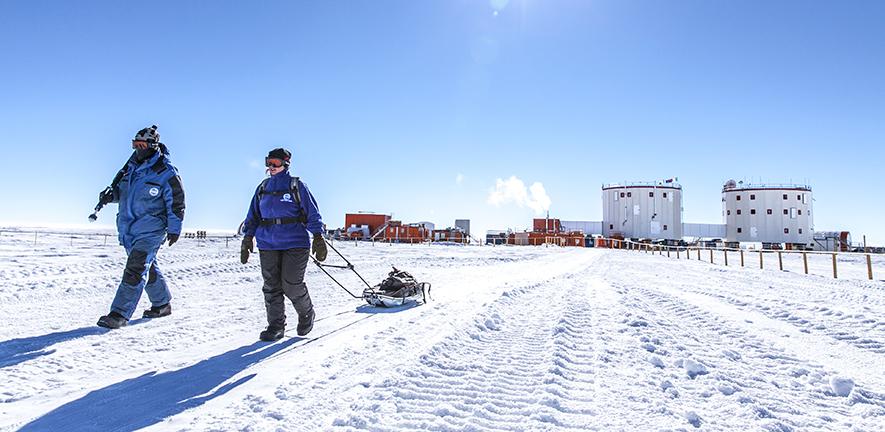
left=265, top=158, right=286, bottom=168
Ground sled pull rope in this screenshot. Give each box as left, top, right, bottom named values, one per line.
left=310, top=255, right=362, bottom=299
left=322, top=238, right=373, bottom=289
left=310, top=238, right=373, bottom=299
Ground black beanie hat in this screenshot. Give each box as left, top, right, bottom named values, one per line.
left=267, top=148, right=292, bottom=165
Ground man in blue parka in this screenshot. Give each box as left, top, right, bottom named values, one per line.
left=240, top=147, right=327, bottom=341
left=97, top=125, right=185, bottom=329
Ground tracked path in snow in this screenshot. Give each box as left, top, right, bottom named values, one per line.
left=598, top=250, right=885, bottom=431
left=326, top=256, right=709, bottom=431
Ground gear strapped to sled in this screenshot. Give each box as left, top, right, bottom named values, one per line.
left=363, top=267, right=431, bottom=307
left=309, top=239, right=431, bottom=307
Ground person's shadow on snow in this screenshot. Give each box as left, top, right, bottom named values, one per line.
left=0, top=320, right=154, bottom=369
left=18, top=338, right=299, bottom=432
left=0, top=326, right=111, bottom=368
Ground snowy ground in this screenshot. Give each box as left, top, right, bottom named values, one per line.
left=1, top=227, right=884, bottom=431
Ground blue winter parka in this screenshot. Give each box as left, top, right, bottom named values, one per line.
left=113, top=148, right=185, bottom=245
left=242, top=169, right=324, bottom=250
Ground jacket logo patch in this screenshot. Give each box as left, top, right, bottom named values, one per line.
left=149, top=187, right=160, bottom=197
left=281, top=193, right=293, bottom=203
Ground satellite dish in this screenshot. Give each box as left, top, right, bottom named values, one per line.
left=724, top=179, right=737, bottom=190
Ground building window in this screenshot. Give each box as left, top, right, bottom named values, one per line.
left=767, top=209, right=772, bottom=215
left=751, top=209, right=756, bottom=215
left=627, top=192, right=632, bottom=197
left=737, top=228, right=743, bottom=233
left=649, top=192, right=654, bottom=197
left=663, top=192, right=668, bottom=198
left=783, top=194, right=788, bottom=200
left=620, top=192, right=625, bottom=198
left=797, top=194, right=801, bottom=200
left=663, top=225, right=668, bottom=231
left=784, top=228, right=790, bottom=234
left=609, top=224, right=614, bottom=230
left=750, top=194, right=756, bottom=200
left=783, top=209, right=788, bottom=215
left=737, top=209, right=742, bottom=215
left=727, top=210, right=731, bottom=215
left=799, top=228, right=803, bottom=234
left=798, top=209, right=802, bottom=215
left=736, top=195, right=742, bottom=201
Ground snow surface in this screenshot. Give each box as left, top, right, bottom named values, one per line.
left=1, top=228, right=884, bottom=431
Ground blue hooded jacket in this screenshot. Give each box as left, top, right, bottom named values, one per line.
left=242, top=169, right=324, bottom=250
left=113, top=147, right=185, bottom=244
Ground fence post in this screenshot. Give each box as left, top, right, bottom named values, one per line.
left=740, top=250, right=744, bottom=267
left=868, top=254, right=874, bottom=280
left=104, top=234, right=108, bottom=246
left=724, top=250, right=728, bottom=266
left=832, top=253, right=838, bottom=279
left=667, top=247, right=670, bottom=258
left=697, top=248, right=701, bottom=261
left=778, top=252, right=783, bottom=271
left=803, top=252, right=808, bottom=274
left=759, top=250, right=763, bottom=269
left=709, top=249, right=714, bottom=264
left=34, top=232, right=38, bottom=246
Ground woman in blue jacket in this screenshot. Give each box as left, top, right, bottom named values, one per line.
left=240, top=148, right=327, bottom=341
left=97, top=125, right=185, bottom=329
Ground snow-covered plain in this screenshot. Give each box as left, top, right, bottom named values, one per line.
left=1, top=227, right=884, bottom=431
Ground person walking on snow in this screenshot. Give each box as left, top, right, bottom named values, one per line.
left=240, top=148, right=327, bottom=342
left=96, top=125, right=185, bottom=329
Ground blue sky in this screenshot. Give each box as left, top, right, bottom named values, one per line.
left=1, top=1, right=883, bottom=244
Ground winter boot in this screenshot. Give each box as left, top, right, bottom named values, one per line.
left=260, top=326, right=285, bottom=342
left=97, top=311, right=128, bottom=329
left=297, top=309, right=315, bottom=336
left=142, top=303, right=172, bottom=319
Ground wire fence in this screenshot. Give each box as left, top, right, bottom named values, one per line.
left=594, top=238, right=882, bottom=282
left=0, top=228, right=240, bottom=249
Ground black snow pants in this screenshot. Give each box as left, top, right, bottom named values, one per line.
left=258, top=248, right=313, bottom=329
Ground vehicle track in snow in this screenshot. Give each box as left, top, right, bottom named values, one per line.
left=326, top=253, right=702, bottom=431
left=598, top=251, right=885, bottom=431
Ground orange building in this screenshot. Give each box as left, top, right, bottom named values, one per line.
left=432, top=229, right=468, bottom=243
left=383, top=221, right=431, bottom=243
left=344, top=213, right=391, bottom=239
left=533, top=218, right=562, bottom=233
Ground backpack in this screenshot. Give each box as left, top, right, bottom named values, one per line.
left=378, top=267, right=419, bottom=298
left=256, top=176, right=307, bottom=224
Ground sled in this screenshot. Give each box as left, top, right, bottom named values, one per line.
left=310, top=239, right=431, bottom=307
left=362, top=267, right=431, bottom=307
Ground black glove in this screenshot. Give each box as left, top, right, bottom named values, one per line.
left=167, top=234, right=179, bottom=246
left=98, top=187, right=114, bottom=206
left=312, top=235, right=327, bottom=262
left=241, top=235, right=254, bottom=264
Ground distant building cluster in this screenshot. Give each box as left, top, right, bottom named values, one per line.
left=331, top=179, right=861, bottom=251
left=332, top=213, right=470, bottom=244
